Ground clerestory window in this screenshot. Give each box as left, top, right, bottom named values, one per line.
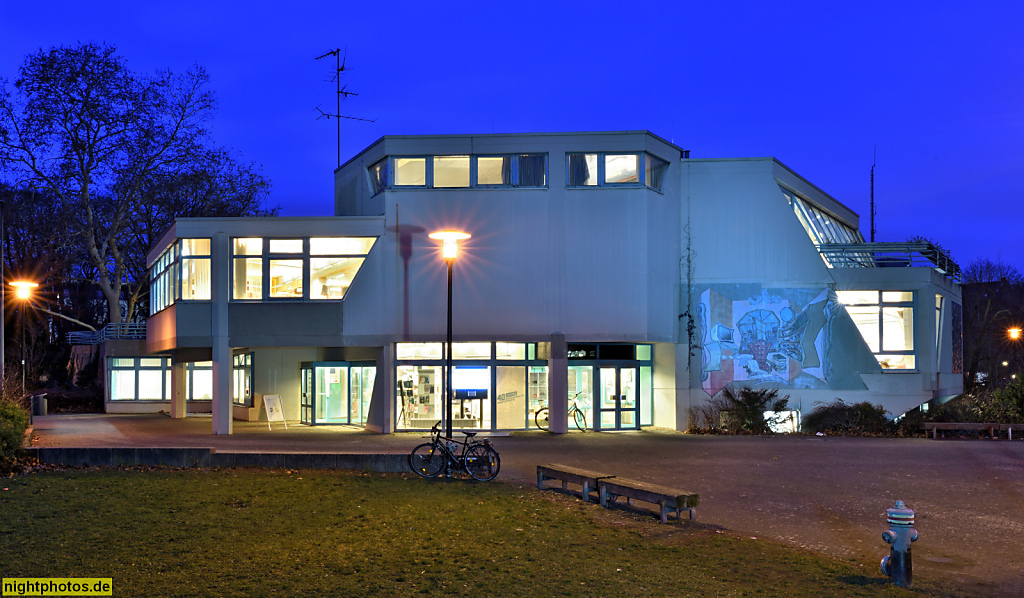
left=566, top=152, right=668, bottom=191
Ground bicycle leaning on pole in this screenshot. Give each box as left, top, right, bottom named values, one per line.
left=408, top=421, right=501, bottom=481
left=534, top=391, right=588, bottom=432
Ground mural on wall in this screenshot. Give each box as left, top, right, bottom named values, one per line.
left=699, top=287, right=840, bottom=397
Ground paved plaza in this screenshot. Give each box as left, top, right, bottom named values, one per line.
left=29, top=414, right=1024, bottom=596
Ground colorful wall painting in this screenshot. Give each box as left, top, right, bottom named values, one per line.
left=698, top=287, right=841, bottom=397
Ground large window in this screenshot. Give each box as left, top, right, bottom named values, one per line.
left=376, top=154, right=548, bottom=192
left=149, top=238, right=211, bottom=313
left=109, top=357, right=171, bottom=401
left=231, top=237, right=375, bottom=300
left=566, top=152, right=667, bottom=191
left=395, top=342, right=548, bottom=431
left=838, top=291, right=916, bottom=370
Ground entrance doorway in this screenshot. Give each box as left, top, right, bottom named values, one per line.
left=300, top=362, right=376, bottom=426
left=597, top=366, right=640, bottom=430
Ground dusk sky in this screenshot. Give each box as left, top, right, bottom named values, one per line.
left=3, top=2, right=1022, bottom=273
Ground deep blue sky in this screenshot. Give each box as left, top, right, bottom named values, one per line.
left=3, top=2, right=1023, bottom=272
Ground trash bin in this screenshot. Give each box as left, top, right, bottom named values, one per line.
left=31, top=394, right=47, bottom=417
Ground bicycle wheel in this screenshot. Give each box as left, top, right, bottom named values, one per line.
left=534, top=408, right=549, bottom=431
left=573, top=408, right=587, bottom=432
left=409, top=443, right=445, bottom=478
left=464, top=445, right=500, bottom=481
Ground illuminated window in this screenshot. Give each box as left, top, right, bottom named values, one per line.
left=394, top=157, right=426, bottom=186
left=149, top=238, right=211, bottom=312
left=567, top=152, right=668, bottom=190
left=433, top=155, right=470, bottom=188
left=838, top=291, right=916, bottom=370
left=233, top=238, right=263, bottom=300
left=232, top=237, right=375, bottom=301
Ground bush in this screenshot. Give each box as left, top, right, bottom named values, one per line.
left=712, top=387, right=791, bottom=435
left=802, top=400, right=892, bottom=435
left=0, top=399, right=30, bottom=462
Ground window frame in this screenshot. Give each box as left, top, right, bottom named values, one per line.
left=565, top=152, right=667, bottom=191
left=375, top=154, right=549, bottom=192
left=838, top=290, right=917, bottom=372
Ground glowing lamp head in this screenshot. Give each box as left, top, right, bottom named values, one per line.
left=11, top=280, right=38, bottom=300
left=1010, top=327, right=1022, bottom=341
left=429, top=231, right=471, bottom=262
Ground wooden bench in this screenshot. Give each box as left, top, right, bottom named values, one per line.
left=537, top=464, right=616, bottom=502
left=598, top=477, right=699, bottom=523
left=921, top=422, right=1024, bottom=440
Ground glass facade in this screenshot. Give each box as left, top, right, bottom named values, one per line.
left=394, top=342, right=653, bottom=432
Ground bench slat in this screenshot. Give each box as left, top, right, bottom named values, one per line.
left=600, top=478, right=699, bottom=509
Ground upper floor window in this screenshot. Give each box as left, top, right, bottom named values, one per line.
left=837, top=290, right=916, bottom=370
left=369, top=158, right=388, bottom=194
left=149, top=238, right=211, bottom=314
left=231, top=237, right=376, bottom=301
left=374, top=154, right=548, bottom=193
left=566, top=152, right=668, bottom=191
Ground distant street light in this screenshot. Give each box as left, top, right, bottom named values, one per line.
left=1009, top=327, right=1022, bottom=341
left=428, top=230, right=470, bottom=441
left=11, top=281, right=38, bottom=395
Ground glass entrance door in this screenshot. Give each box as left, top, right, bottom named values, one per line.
left=299, top=362, right=375, bottom=426
left=316, top=365, right=348, bottom=424
left=597, top=366, right=640, bottom=430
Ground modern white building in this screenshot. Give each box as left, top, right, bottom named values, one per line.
left=114, top=131, right=961, bottom=434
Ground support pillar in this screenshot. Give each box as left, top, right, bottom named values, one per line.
left=169, top=359, right=187, bottom=419
left=210, top=231, right=232, bottom=435
left=548, top=333, right=569, bottom=434
left=365, top=344, right=394, bottom=434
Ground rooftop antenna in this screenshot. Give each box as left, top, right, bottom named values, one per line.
left=870, top=146, right=876, bottom=242
left=314, top=48, right=374, bottom=168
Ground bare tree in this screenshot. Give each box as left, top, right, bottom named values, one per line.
left=0, top=43, right=272, bottom=324
left=963, top=258, right=1024, bottom=285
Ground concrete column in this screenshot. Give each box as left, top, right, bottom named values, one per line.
left=210, top=231, right=232, bottom=435
left=169, top=358, right=187, bottom=419
left=548, top=333, right=569, bottom=434
left=365, top=344, right=394, bottom=434
left=675, top=342, right=693, bottom=432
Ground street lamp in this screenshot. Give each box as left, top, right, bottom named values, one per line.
left=1010, top=328, right=1023, bottom=382
left=428, top=230, right=470, bottom=440
left=11, top=281, right=37, bottom=395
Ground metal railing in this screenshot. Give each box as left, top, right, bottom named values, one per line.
left=815, top=242, right=961, bottom=282
left=68, top=322, right=147, bottom=345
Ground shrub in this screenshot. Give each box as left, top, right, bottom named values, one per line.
left=713, top=387, right=791, bottom=435
left=802, top=400, right=892, bottom=435
left=0, top=399, right=30, bottom=462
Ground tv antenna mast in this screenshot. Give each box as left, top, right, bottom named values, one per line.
left=314, top=48, right=374, bottom=168
left=870, top=146, right=876, bottom=242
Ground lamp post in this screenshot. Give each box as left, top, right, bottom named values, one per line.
left=11, top=281, right=37, bottom=395
left=428, top=230, right=470, bottom=440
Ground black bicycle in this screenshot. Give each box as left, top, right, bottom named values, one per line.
left=409, top=422, right=501, bottom=481
left=534, top=392, right=588, bottom=432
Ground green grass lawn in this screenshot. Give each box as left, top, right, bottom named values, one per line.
left=0, top=468, right=943, bottom=597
